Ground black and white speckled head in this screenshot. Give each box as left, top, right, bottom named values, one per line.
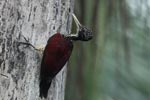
left=77, top=26, right=93, bottom=41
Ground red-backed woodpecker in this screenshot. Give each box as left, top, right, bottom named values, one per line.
left=39, top=13, right=93, bottom=98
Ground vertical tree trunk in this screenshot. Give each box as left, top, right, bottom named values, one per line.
left=0, top=0, right=74, bottom=100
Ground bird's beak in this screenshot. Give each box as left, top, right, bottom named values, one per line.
left=72, top=13, right=82, bottom=31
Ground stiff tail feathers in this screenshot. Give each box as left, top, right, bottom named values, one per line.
left=39, top=79, right=52, bottom=98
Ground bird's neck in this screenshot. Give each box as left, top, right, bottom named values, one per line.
left=63, top=34, right=79, bottom=41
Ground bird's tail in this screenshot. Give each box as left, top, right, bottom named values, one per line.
left=39, top=79, right=52, bottom=98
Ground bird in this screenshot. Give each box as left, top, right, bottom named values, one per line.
left=39, top=13, right=93, bottom=98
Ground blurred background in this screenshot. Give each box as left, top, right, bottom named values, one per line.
left=65, top=0, right=150, bottom=100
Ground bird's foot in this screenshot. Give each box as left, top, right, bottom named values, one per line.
left=34, top=45, right=45, bottom=53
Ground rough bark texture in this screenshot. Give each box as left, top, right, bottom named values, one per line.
left=0, top=0, right=74, bottom=100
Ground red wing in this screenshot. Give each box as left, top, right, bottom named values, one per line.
left=40, top=35, right=73, bottom=78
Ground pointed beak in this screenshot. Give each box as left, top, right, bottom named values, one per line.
left=72, top=13, right=82, bottom=29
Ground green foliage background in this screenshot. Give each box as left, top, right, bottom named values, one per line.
left=65, top=0, right=150, bottom=100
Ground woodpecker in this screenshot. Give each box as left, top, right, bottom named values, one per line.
left=39, top=13, right=93, bottom=98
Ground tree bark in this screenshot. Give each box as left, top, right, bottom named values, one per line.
left=0, top=0, right=74, bottom=100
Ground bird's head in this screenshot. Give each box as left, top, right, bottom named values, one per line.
left=77, top=26, right=93, bottom=41
left=66, top=13, right=93, bottom=41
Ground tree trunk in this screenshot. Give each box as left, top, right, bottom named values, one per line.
left=0, top=0, right=74, bottom=100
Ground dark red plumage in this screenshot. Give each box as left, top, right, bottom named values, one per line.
left=39, top=33, right=73, bottom=98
